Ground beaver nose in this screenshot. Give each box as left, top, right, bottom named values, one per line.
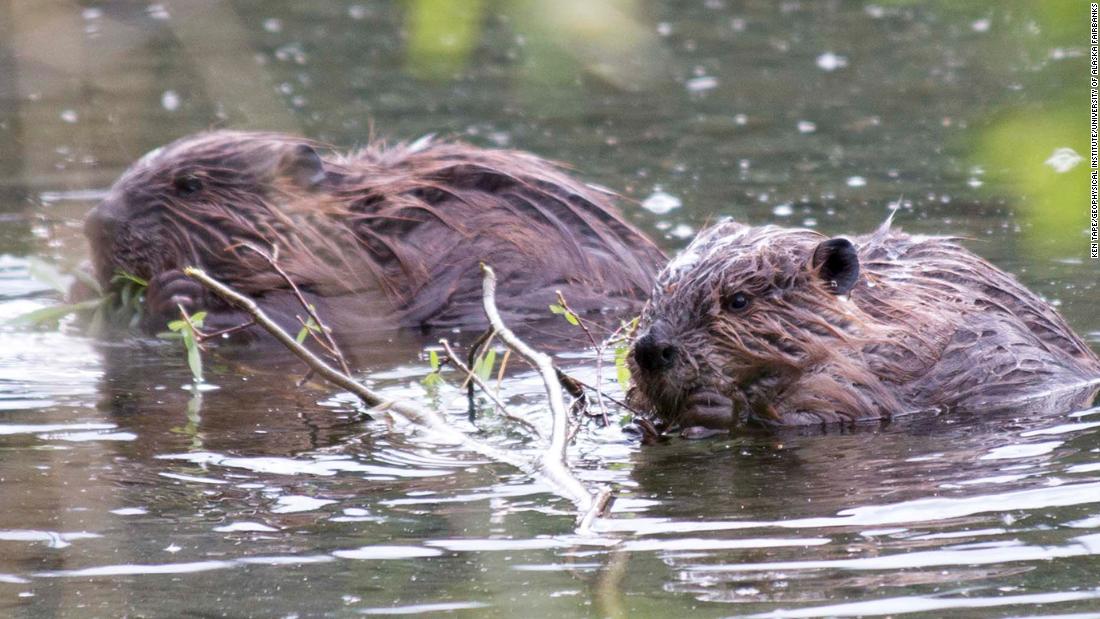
left=633, top=331, right=678, bottom=372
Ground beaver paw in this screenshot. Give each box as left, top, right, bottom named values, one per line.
left=144, top=270, right=208, bottom=324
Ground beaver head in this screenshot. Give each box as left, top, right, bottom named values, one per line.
left=628, top=221, right=880, bottom=431
left=85, top=131, right=329, bottom=289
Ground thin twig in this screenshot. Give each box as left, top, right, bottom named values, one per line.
left=560, top=373, right=645, bottom=418
left=439, top=339, right=543, bottom=439
left=555, top=291, right=608, bottom=424
left=236, top=242, right=352, bottom=377
left=191, top=319, right=257, bottom=342
left=480, top=264, right=601, bottom=514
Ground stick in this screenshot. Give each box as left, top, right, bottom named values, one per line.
left=555, top=291, right=608, bottom=424
left=183, top=267, right=528, bottom=471
left=479, top=264, right=601, bottom=514
left=237, top=242, right=352, bottom=376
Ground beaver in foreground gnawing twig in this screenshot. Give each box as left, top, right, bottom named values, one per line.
left=629, top=218, right=1100, bottom=434
left=84, top=131, right=665, bottom=341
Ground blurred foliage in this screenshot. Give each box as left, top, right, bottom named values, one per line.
left=403, top=0, right=663, bottom=95
left=405, top=0, right=486, bottom=80
left=966, top=0, right=1087, bottom=256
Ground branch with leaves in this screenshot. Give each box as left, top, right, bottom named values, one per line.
left=183, top=264, right=613, bottom=529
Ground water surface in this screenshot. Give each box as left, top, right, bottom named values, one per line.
left=1, top=1, right=1098, bottom=617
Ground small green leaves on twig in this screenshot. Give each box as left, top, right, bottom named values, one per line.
left=611, top=316, right=639, bottom=392
left=167, top=308, right=206, bottom=383
left=296, top=315, right=321, bottom=345
left=421, top=349, right=445, bottom=389
left=472, top=347, right=497, bottom=382
left=614, top=344, right=632, bottom=392
left=11, top=262, right=148, bottom=334
left=548, top=302, right=580, bottom=326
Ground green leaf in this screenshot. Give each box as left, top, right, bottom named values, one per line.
left=167, top=319, right=186, bottom=332
left=429, top=349, right=440, bottom=371
left=473, top=348, right=497, bottom=382
left=185, top=333, right=203, bottom=383
left=189, top=311, right=207, bottom=327
left=614, top=344, right=632, bottom=390
left=295, top=316, right=319, bottom=344
left=27, top=257, right=73, bottom=295
left=111, top=271, right=149, bottom=288
left=548, top=303, right=579, bottom=326
left=8, top=298, right=104, bottom=328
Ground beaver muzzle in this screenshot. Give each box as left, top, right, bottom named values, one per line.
left=632, top=322, right=678, bottom=372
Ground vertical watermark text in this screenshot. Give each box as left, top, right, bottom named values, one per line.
left=1092, top=3, right=1099, bottom=258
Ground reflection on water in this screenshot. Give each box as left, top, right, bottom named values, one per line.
left=1, top=0, right=1098, bottom=617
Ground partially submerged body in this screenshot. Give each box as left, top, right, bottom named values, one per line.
left=629, top=220, right=1100, bottom=434
left=83, top=131, right=664, bottom=343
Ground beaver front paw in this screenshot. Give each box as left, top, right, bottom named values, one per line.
left=142, top=270, right=208, bottom=330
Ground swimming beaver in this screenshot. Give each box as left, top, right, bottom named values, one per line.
left=629, top=219, right=1100, bottom=433
left=84, top=131, right=664, bottom=340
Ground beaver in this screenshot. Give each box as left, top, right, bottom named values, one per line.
left=84, top=131, right=665, bottom=341
left=629, top=219, right=1100, bottom=434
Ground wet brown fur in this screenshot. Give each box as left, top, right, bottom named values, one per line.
left=629, top=220, right=1100, bottom=431
left=85, top=131, right=665, bottom=339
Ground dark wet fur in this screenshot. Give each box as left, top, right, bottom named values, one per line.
left=628, top=221, right=1100, bottom=431
left=84, top=131, right=665, bottom=342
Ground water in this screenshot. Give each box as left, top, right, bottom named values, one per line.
left=1, top=1, right=1098, bottom=616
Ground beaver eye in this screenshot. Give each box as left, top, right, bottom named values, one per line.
left=724, top=292, right=751, bottom=312
left=173, top=175, right=203, bottom=196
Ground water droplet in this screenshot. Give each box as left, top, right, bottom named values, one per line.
left=797, top=120, right=817, bottom=133
left=846, top=176, right=866, bottom=188
left=60, top=110, right=78, bottom=124
left=1045, top=147, right=1083, bottom=173
left=816, top=52, right=848, bottom=71
left=161, top=90, right=180, bottom=111
left=773, top=203, right=794, bottom=217
left=669, top=224, right=694, bottom=239
left=110, top=507, right=147, bottom=516
left=642, top=190, right=682, bottom=214
left=262, top=18, right=283, bottom=33
left=686, top=76, right=718, bottom=93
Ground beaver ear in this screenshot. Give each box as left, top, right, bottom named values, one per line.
left=278, top=144, right=326, bottom=190
left=811, top=238, right=860, bottom=295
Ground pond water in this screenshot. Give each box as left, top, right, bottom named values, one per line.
left=2, top=1, right=1099, bottom=617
